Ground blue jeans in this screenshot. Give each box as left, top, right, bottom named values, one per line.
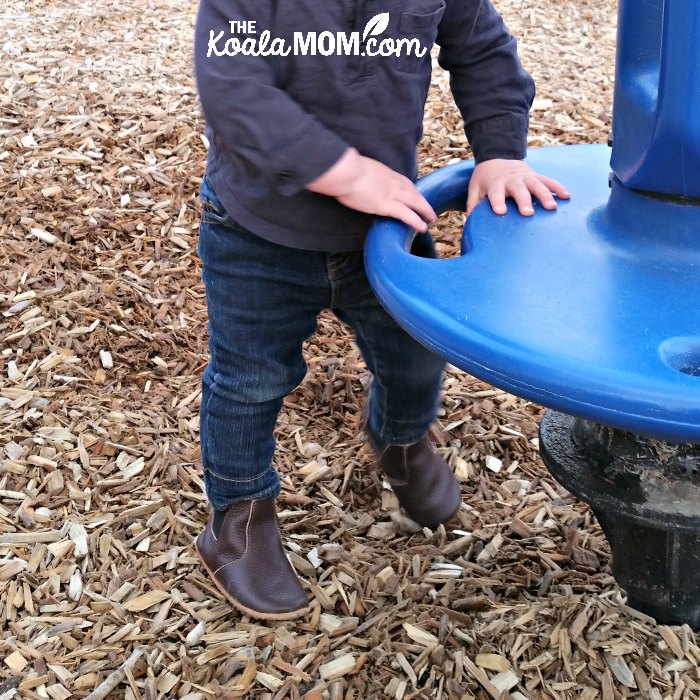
left=197, top=177, right=445, bottom=510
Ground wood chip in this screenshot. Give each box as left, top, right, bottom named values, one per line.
left=319, top=654, right=356, bottom=681
left=30, top=227, right=59, bottom=244
left=403, top=623, right=439, bottom=647
left=4, top=651, right=28, bottom=674
left=659, top=626, right=685, bottom=658
left=122, top=590, right=170, bottom=612
left=476, top=654, right=512, bottom=672
left=604, top=653, right=637, bottom=688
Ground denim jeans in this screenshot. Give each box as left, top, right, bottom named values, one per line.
left=197, top=177, right=445, bottom=510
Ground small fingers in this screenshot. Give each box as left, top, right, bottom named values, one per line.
left=527, top=176, right=559, bottom=211
left=538, top=175, right=571, bottom=200
left=385, top=202, right=430, bottom=232
left=466, top=181, right=484, bottom=216
left=470, top=162, right=571, bottom=218
left=397, top=180, right=437, bottom=224
left=411, top=195, right=438, bottom=225
left=486, top=182, right=507, bottom=215
left=507, top=180, right=535, bottom=216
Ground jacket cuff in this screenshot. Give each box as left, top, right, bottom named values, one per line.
left=466, top=113, right=529, bottom=163
left=269, top=125, right=350, bottom=196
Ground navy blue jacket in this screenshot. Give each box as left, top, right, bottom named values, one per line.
left=194, top=0, right=535, bottom=251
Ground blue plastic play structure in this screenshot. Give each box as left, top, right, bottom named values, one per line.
left=365, top=0, right=700, bottom=444
left=366, top=0, right=700, bottom=628
left=612, top=0, right=700, bottom=198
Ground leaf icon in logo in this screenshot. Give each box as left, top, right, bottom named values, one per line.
left=363, top=13, right=390, bottom=42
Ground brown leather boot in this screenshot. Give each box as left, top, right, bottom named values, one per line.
left=371, top=435, right=462, bottom=528
left=195, top=498, right=309, bottom=620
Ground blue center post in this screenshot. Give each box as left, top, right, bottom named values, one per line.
left=365, top=0, right=700, bottom=626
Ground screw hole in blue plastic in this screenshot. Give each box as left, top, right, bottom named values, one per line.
left=660, top=338, right=700, bottom=377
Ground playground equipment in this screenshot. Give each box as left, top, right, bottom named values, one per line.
left=365, top=0, right=700, bottom=627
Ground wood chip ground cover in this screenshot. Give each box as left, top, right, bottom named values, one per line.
left=1, top=0, right=697, bottom=698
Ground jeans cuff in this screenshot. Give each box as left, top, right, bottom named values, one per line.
left=367, top=422, right=433, bottom=453
left=204, top=468, right=280, bottom=510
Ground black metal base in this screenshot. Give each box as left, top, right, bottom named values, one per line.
left=540, top=411, right=700, bottom=629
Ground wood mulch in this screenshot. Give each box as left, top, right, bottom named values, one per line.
left=2, top=0, right=698, bottom=697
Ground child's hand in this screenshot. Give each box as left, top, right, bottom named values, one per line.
left=466, top=158, right=570, bottom=217
left=336, top=156, right=437, bottom=232
left=307, top=148, right=436, bottom=231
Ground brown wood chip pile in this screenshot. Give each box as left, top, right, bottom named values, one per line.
left=2, top=0, right=697, bottom=698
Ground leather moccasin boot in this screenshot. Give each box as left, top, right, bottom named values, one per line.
left=371, top=435, right=462, bottom=528
left=195, top=498, right=309, bottom=620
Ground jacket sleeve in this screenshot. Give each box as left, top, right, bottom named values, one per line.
left=194, top=0, right=349, bottom=195
left=436, top=0, right=535, bottom=163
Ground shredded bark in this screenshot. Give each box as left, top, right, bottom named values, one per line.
left=3, top=0, right=698, bottom=698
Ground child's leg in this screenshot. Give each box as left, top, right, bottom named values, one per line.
left=331, top=240, right=444, bottom=446
left=332, top=249, right=461, bottom=526
left=335, top=280, right=444, bottom=447
left=195, top=179, right=328, bottom=620
left=198, top=203, right=326, bottom=509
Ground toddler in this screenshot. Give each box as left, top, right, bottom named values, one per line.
left=193, top=0, right=569, bottom=620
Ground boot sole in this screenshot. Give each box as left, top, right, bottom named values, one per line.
left=194, top=535, right=310, bottom=621
left=408, top=501, right=462, bottom=529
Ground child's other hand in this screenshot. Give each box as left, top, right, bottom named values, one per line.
left=466, top=159, right=570, bottom=217
left=337, top=156, right=437, bottom=231
left=307, top=148, right=436, bottom=231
